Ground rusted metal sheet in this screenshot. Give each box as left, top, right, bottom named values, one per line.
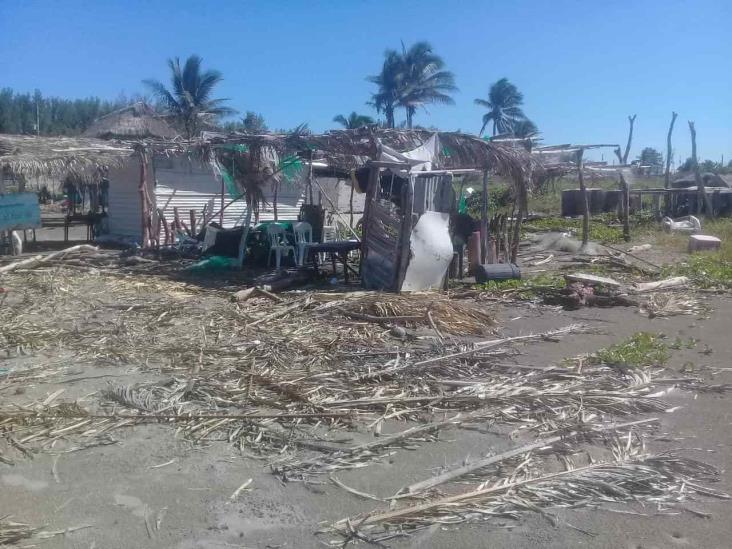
left=361, top=199, right=402, bottom=290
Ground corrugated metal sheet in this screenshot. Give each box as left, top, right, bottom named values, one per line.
left=361, top=199, right=402, bottom=290
left=153, top=155, right=305, bottom=228
left=107, top=161, right=145, bottom=240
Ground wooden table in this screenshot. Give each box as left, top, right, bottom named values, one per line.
left=306, top=240, right=361, bottom=283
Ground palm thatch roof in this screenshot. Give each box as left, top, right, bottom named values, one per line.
left=83, top=102, right=179, bottom=140
left=0, top=134, right=135, bottom=179
left=192, top=128, right=540, bottom=184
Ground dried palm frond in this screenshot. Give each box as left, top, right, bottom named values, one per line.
left=327, top=292, right=496, bottom=335
left=0, top=516, right=37, bottom=545
left=102, top=384, right=168, bottom=413
left=325, top=440, right=728, bottom=544
left=639, top=293, right=704, bottom=318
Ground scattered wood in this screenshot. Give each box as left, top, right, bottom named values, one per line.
left=564, top=273, right=622, bottom=288
left=0, top=245, right=99, bottom=275
left=232, top=286, right=284, bottom=303
left=631, top=276, right=689, bottom=293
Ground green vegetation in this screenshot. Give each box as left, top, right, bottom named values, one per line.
left=593, top=332, right=671, bottom=367
left=522, top=215, right=626, bottom=244
left=663, top=253, right=732, bottom=289
left=637, top=147, right=663, bottom=168
left=475, top=273, right=565, bottom=298
left=0, top=88, right=134, bottom=135
left=332, top=112, right=375, bottom=129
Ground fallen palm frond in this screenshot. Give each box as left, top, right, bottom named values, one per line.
left=318, top=292, right=496, bottom=336
left=325, top=436, right=728, bottom=544
left=102, top=384, right=169, bottom=413
left=639, top=293, right=705, bottom=318
left=0, top=516, right=37, bottom=545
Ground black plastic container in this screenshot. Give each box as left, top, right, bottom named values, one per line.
left=475, top=263, right=521, bottom=283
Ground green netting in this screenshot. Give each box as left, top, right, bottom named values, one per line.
left=217, top=143, right=249, bottom=152
left=278, top=155, right=303, bottom=184
left=442, top=145, right=453, bottom=157
left=458, top=193, right=468, bottom=214
left=218, top=164, right=239, bottom=197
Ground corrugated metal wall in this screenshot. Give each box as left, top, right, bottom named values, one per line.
left=153, top=155, right=305, bottom=228
left=107, top=160, right=145, bottom=240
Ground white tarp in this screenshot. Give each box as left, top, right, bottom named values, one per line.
left=379, top=134, right=440, bottom=174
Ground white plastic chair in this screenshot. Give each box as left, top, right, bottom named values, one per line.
left=662, top=215, right=702, bottom=233
left=293, top=221, right=313, bottom=266
left=266, top=223, right=295, bottom=270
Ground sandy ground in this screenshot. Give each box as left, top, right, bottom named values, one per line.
left=1, top=263, right=731, bottom=548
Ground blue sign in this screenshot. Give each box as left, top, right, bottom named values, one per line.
left=0, top=192, right=41, bottom=231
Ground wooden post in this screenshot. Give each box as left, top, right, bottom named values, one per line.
left=189, top=209, right=196, bottom=237
left=349, top=177, right=355, bottom=229
left=138, top=149, right=150, bottom=248
left=577, top=148, right=590, bottom=247
left=272, top=179, right=279, bottom=221
left=307, top=150, right=314, bottom=205
left=510, top=140, right=532, bottom=263
left=480, top=169, right=488, bottom=263
left=620, top=172, right=631, bottom=242
left=689, top=121, right=713, bottom=217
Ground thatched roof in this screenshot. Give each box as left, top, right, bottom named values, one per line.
left=189, top=128, right=540, bottom=184
left=83, top=102, right=179, bottom=140
left=0, top=134, right=135, bottom=179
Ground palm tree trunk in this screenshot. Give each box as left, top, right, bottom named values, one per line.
left=386, top=106, right=394, bottom=129
left=492, top=120, right=497, bottom=137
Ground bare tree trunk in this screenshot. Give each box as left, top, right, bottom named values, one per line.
left=663, top=112, right=678, bottom=215
left=622, top=114, right=637, bottom=164
left=614, top=147, right=623, bottom=165
left=689, top=121, right=714, bottom=217
left=577, top=148, right=590, bottom=247
left=664, top=112, right=678, bottom=189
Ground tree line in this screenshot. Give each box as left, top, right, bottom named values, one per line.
left=0, top=88, right=142, bottom=136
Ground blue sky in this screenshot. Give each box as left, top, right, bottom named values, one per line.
left=1, top=0, right=730, bottom=164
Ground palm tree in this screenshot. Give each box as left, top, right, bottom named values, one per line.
left=333, top=112, right=375, bottom=129
left=368, top=50, right=403, bottom=128
left=143, top=55, right=235, bottom=139
left=368, top=42, right=457, bottom=129
left=512, top=119, right=538, bottom=138
left=475, top=78, right=527, bottom=136
left=397, top=42, right=457, bottom=129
